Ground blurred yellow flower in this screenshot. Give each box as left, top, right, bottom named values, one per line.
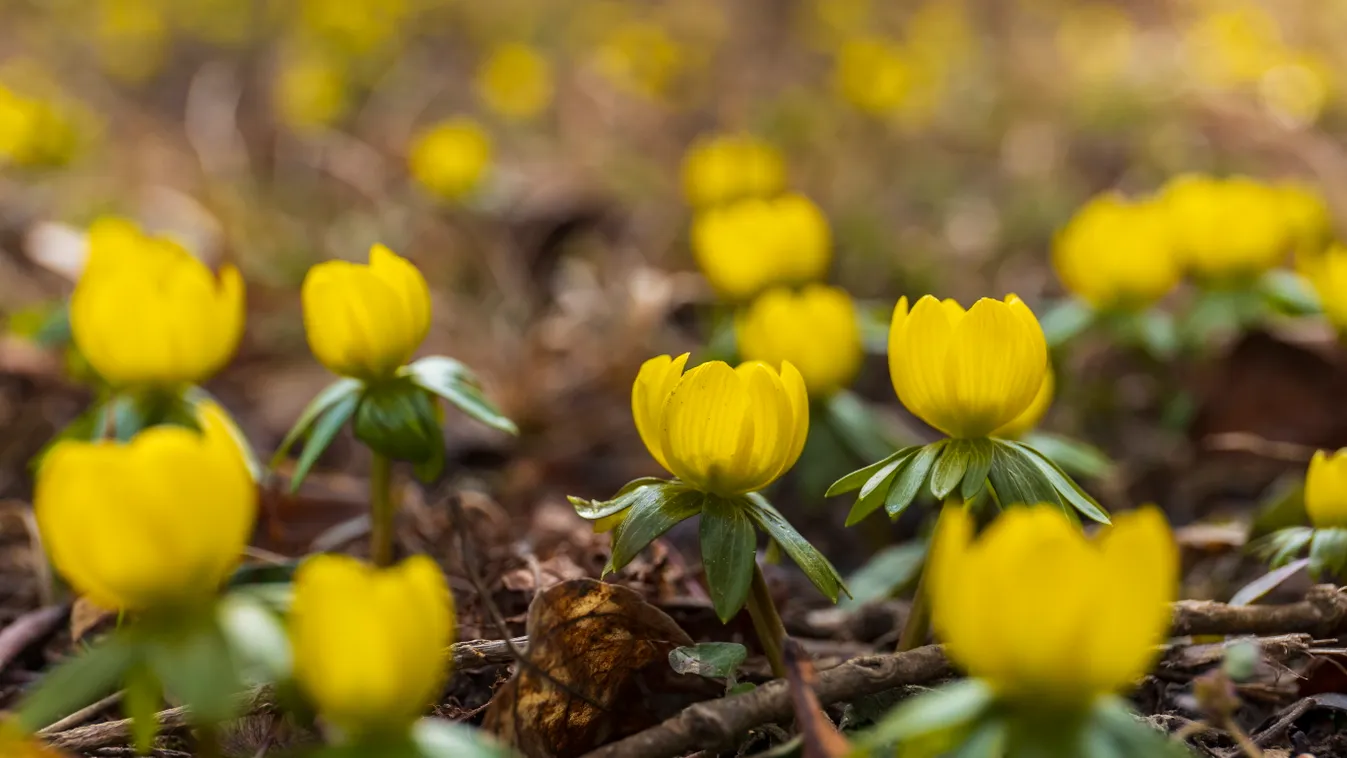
left=291, top=554, right=453, bottom=738
left=888, top=295, right=1048, bottom=439
left=834, top=37, right=910, bottom=116
left=736, top=285, right=862, bottom=398
left=0, top=724, right=74, bottom=757
left=475, top=43, right=554, bottom=121
left=993, top=370, right=1054, bottom=440
left=408, top=117, right=493, bottom=202
left=35, top=405, right=256, bottom=612
left=1305, top=449, right=1347, bottom=529
left=95, top=0, right=169, bottom=83
left=296, top=0, right=410, bottom=58
left=1260, top=56, right=1333, bottom=127
left=71, top=217, right=245, bottom=387
left=1279, top=181, right=1332, bottom=256
left=274, top=50, right=350, bottom=133
left=1184, top=4, right=1284, bottom=90
left=1055, top=3, right=1136, bottom=87
left=1300, top=244, right=1347, bottom=332
left=680, top=133, right=786, bottom=209
left=691, top=194, right=831, bottom=301
left=301, top=244, right=431, bottom=381
left=1053, top=193, right=1180, bottom=310
left=0, top=87, right=79, bottom=168
left=1160, top=174, right=1292, bottom=281
left=632, top=354, right=808, bottom=496
left=593, top=21, right=684, bottom=101
left=931, top=505, right=1177, bottom=704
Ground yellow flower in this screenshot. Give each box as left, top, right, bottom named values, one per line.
left=291, top=554, right=453, bottom=738
left=1053, top=193, right=1180, bottom=310
left=0, top=86, right=79, bottom=168
left=930, top=505, right=1177, bottom=704
left=592, top=21, right=684, bottom=101
left=680, top=133, right=786, bottom=209
left=71, top=217, right=245, bottom=387
left=34, top=404, right=257, bottom=612
left=95, top=0, right=169, bottom=83
left=1305, top=449, right=1347, bottom=529
left=993, top=370, right=1054, bottom=439
left=1279, top=181, right=1332, bottom=256
left=1160, top=174, right=1291, bottom=281
left=834, top=37, right=910, bottom=116
left=408, top=117, right=492, bottom=202
left=632, top=354, right=808, bottom=497
left=888, top=295, right=1048, bottom=439
left=475, top=43, right=554, bottom=121
left=274, top=49, right=349, bottom=133
left=736, top=284, right=862, bottom=398
left=1301, top=244, right=1347, bottom=332
left=301, top=244, right=431, bottom=381
left=691, top=194, right=831, bottom=301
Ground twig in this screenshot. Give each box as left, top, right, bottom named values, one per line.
left=1201, top=433, right=1318, bottom=463
left=1171, top=585, right=1347, bottom=638
left=0, top=604, right=67, bottom=673
left=37, top=691, right=123, bottom=735
left=1251, top=697, right=1315, bottom=748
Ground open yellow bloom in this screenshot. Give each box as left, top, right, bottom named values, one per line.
left=291, top=554, right=453, bottom=738
left=1305, top=449, right=1347, bottom=529
left=475, top=43, right=554, bottom=121
left=931, top=505, right=1177, bottom=705
left=691, top=194, right=831, bottom=301
left=992, top=369, right=1054, bottom=440
left=408, top=117, right=492, bottom=202
left=1160, top=174, right=1292, bottom=281
left=71, top=217, right=245, bottom=387
left=1301, top=244, right=1347, bottom=332
left=888, top=295, right=1048, bottom=439
left=680, top=133, right=786, bottom=209
left=1053, top=193, right=1180, bottom=310
left=34, top=404, right=256, bottom=612
left=736, top=284, right=862, bottom=398
left=633, top=354, right=808, bottom=497
left=301, top=244, right=431, bottom=381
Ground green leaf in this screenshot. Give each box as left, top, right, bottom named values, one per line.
left=668, top=642, right=748, bottom=681
left=844, top=453, right=908, bottom=527
left=147, top=621, right=245, bottom=725
left=353, top=381, right=444, bottom=465
left=568, top=478, right=671, bottom=521
left=1090, top=697, right=1192, bottom=758
left=405, top=356, right=518, bottom=435
left=952, top=718, right=1008, bottom=758
left=217, top=594, right=292, bottom=685
left=289, top=390, right=360, bottom=493
left=959, top=438, right=995, bottom=502
left=17, top=633, right=140, bottom=731
left=1250, top=476, right=1308, bottom=538
left=743, top=494, right=847, bottom=602
left=1309, top=527, right=1347, bottom=581
left=856, top=679, right=994, bottom=748
left=271, top=378, right=363, bottom=468
left=1039, top=298, right=1095, bottom=347
left=826, top=447, right=914, bottom=497
left=930, top=440, right=972, bottom=500
left=826, top=390, right=900, bottom=462
left=610, top=488, right=704, bottom=572
left=1259, top=526, right=1314, bottom=567
left=699, top=496, right=758, bottom=622
left=124, top=663, right=162, bottom=755
left=987, top=441, right=1063, bottom=512
left=1260, top=269, right=1322, bottom=316
left=1134, top=310, right=1179, bottom=360
left=1021, top=431, right=1114, bottom=481
left=840, top=541, right=926, bottom=608
left=886, top=440, right=946, bottom=519
left=411, top=717, right=515, bottom=758
left=1009, top=441, right=1110, bottom=524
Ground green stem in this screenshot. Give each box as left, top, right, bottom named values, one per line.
left=369, top=453, right=396, bottom=567
left=746, top=562, right=788, bottom=679
left=196, top=722, right=222, bottom=758
left=897, top=499, right=959, bottom=652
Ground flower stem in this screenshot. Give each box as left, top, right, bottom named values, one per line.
left=369, top=453, right=396, bottom=567
left=897, top=499, right=958, bottom=652
left=746, top=561, right=788, bottom=679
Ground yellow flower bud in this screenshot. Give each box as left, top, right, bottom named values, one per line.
left=291, top=554, right=453, bottom=738
left=1305, top=449, right=1347, bottom=529
left=34, top=404, right=257, bottom=612
left=632, top=354, right=809, bottom=497
left=888, top=295, right=1048, bottom=439
left=408, top=117, right=493, bottom=202
left=691, top=194, right=831, bottom=301
left=736, top=285, right=862, bottom=398
left=70, top=217, right=245, bottom=387
left=992, top=369, right=1054, bottom=440
left=1160, top=174, right=1292, bottom=281
left=680, top=133, right=786, bottom=209
left=476, top=43, right=554, bottom=121
left=1053, top=194, right=1180, bottom=310
left=301, top=244, right=431, bottom=381
left=930, top=505, right=1177, bottom=704
left=1301, top=244, right=1347, bottom=332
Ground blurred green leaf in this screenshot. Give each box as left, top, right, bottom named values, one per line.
left=218, top=594, right=292, bottom=685
left=743, top=494, right=847, bottom=602
left=856, top=679, right=994, bottom=749
left=271, top=378, right=363, bottom=468
left=17, top=633, right=139, bottom=731
left=826, top=391, right=899, bottom=461
left=1309, top=527, right=1347, bottom=581
left=1040, top=299, right=1096, bottom=348
left=1021, top=432, right=1114, bottom=481
left=1259, top=269, right=1321, bottom=316
left=405, top=356, right=517, bottom=435
left=411, top=718, right=514, bottom=758
left=1249, top=475, right=1307, bottom=538
left=609, top=487, right=704, bottom=573
left=699, top=497, right=757, bottom=622
left=1229, top=558, right=1309, bottom=607
left=124, top=663, right=161, bottom=755
left=147, top=620, right=245, bottom=725
left=286, top=386, right=362, bottom=492
left=840, top=541, right=926, bottom=608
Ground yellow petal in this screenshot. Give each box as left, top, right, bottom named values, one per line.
left=1306, top=449, right=1347, bottom=528
left=733, top=362, right=795, bottom=492
left=368, top=244, right=432, bottom=358
left=631, top=353, right=689, bottom=473
left=778, top=360, right=810, bottom=474
left=943, top=297, right=1047, bottom=438
left=659, top=361, right=755, bottom=495
left=992, top=369, right=1055, bottom=439
left=301, top=259, right=411, bottom=379
left=889, top=295, right=956, bottom=435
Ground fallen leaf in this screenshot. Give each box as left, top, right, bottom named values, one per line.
left=784, top=640, right=850, bottom=758
left=69, top=596, right=114, bottom=643
left=484, top=578, right=719, bottom=758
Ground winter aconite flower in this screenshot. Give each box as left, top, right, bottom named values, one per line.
left=633, top=354, right=808, bottom=497
left=408, top=117, right=492, bottom=202
left=291, top=554, right=453, bottom=739
left=691, top=194, right=831, bottom=301
left=834, top=37, right=911, bottom=116
left=680, top=133, right=785, bottom=209
left=1300, top=244, right=1347, bottom=333
left=71, top=217, right=245, bottom=387
left=888, top=295, right=1048, bottom=439
left=1160, top=174, right=1293, bottom=281
left=931, top=505, right=1177, bottom=703
left=1053, top=193, right=1180, bottom=311
left=992, top=370, right=1054, bottom=440
left=475, top=43, right=553, bottom=120
left=35, top=402, right=256, bottom=611
left=301, top=244, right=431, bottom=381
left=736, top=284, right=862, bottom=398
left=1305, top=449, right=1347, bottom=529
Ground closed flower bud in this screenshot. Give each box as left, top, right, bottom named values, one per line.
left=34, top=403, right=256, bottom=612
left=888, top=295, right=1048, bottom=439
left=1305, top=449, right=1347, bottom=529
left=291, top=555, right=453, bottom=739
left=736, top=284, right=862, bottom=397
left=1299, top=244, right=1347, bottom=332
left=301, top=244, right=432, bottom=381
left=681, top=133, right=785, bottom=209
left=1053, top=193, right=1180, bottom=310
left=1160, top=174, right=1292, bottom=281
left=408, top=117, right=492, bottom=202
left=930, top=506, right=1177, bottom=704
left=475, top=43, right=553, bottom=121
left=691, top=194, right=831, bottom=301
left=632, top=354, right=809, bottom=496
left=70, top=217, right=245, bottom=387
